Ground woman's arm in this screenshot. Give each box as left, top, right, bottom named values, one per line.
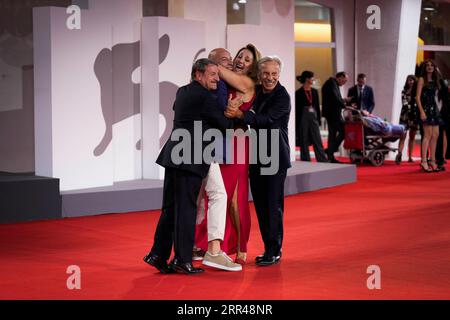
left=416, top=77, right=426, bottom=120
left=218, top=65, right=254, bottom=95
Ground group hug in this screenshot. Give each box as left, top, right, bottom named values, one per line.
left=143, top=44, right=291, bottom=274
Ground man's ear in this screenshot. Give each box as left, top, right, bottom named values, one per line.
left=193, top=71, right=201, bottom=81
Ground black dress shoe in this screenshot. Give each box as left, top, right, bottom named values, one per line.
left=143, top=252, right=174, bottom=274
left=255, top=253, right=266, bottom=263
left=256, top=255, right=281, bottom=266
left=256, top=250, right=282, bottom=263
left=169, top=258, right=204, bottom=274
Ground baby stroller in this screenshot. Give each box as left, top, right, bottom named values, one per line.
left=343, top=107, right=406, bottom=166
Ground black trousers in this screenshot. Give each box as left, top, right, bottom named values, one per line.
left=300, top=109, right=328, bottom=162
left=249, top=166, right=287, bottom=257
left=150, top=168, right=202, bottom=263
left=327, top=119, right=345, bottom=160
left=436, top=124, right=449, bottom=165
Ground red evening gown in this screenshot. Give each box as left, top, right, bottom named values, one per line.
left=195, top=89, right=255, bottom=255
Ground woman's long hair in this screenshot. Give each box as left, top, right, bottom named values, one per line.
left=419, top=59, right=441, bottom=89
left=403, top=74, right=418, bottom=97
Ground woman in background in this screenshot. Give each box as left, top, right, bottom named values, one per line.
left=396, top=75, right=419, bottom=164
left=416, top=59, right=442, bottom=172
left=295, top=70, right=328, bottom=162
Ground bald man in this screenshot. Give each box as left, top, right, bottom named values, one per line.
left=209, top=48, right=233, bottom=70
left=208, top=48, right=233, bottom=109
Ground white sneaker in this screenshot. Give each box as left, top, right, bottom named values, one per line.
left=202, top=251, right=242, bottom=272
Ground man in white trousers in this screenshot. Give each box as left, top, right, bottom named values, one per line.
left=193, top=48, right=242, bottom=272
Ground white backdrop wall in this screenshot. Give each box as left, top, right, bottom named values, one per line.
left=355, top=0, right=405, bottom=121
left=255, top=0, right=295, bottom=162
left=392, top=0, right=422, bottom=156
left=182, top=0, right=227, bottom=52
left=355, top=0, right=422, bottom=156
left=34, top=1, right=144, bottom=191
left=34, top=6, right=114, bottom=191
left=392, top=0, right=422, bottom=124
left=110, top=0, right=143, bottom=182
left=141, top=17, right=205, bottom=180
left=227, top=25, right=280, bottom=63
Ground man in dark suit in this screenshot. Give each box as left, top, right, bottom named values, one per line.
left=143, top=59, right=240, bottom=274
left=322, top=71, right=349, bottom=163
left=436, top=79, right=449, bottom=170
left=226, top=56, right=291, bottom=266
left=347, top=73, right=375, bottom=113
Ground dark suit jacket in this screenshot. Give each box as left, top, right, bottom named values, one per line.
left=348, top=85, right=375, bottom=113
left=321, top=77, right=346, bottom=122
left=242, top=82, right=292, bottom=171
left=156, top=81, right=237, bottom=178
left=214, top=79, right=228, bottom=111
left=439, top=79, right=450, bottom=123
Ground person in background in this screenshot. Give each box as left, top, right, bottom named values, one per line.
left=396, top=75, right=419, bottom=164
left=322, top=72, right=350, bottom=163
left=436, top=78, right=449, bottom=171
left=416, top=59, right=442, bottom=173
left=295, top=70, right=328, bottom=162
left=347, top=73, right=375, bottom=113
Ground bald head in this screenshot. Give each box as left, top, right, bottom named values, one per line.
left=208, top=48, right=233, bottom=70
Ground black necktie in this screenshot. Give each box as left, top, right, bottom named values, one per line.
left=358, top=86, right=363, bottom=107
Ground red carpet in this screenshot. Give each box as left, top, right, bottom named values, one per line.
left=1, top=161, right=449, bottom=300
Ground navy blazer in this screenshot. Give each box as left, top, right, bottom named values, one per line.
left=348, top=85, right=375, bottom=113
left=242, top=82, right=292, bottom=171
left=156, top=81, right=237, bottom=178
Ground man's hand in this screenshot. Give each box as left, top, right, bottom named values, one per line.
left=225, top=108, right=244, bottom=119
left=224, top=94, right=244, bottom=119
left=227, top=94, right=242, bottom=109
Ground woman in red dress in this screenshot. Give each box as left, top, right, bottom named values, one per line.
left=195, top=44, right=261, bottom=264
